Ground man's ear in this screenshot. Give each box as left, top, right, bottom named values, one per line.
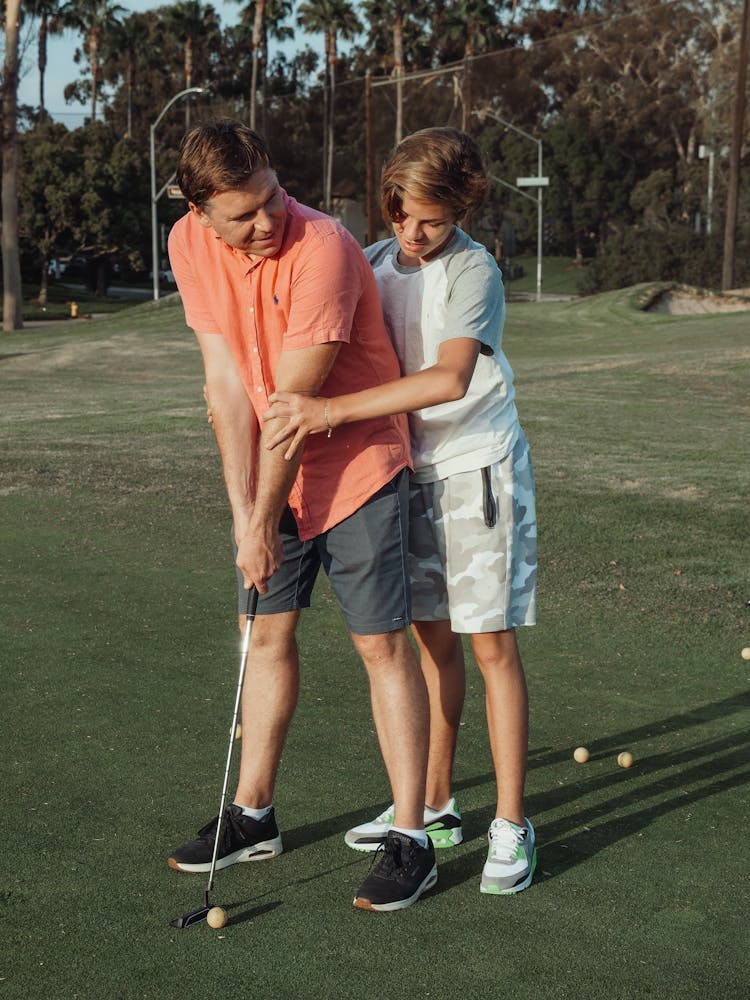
left=189, top=202, right=213, bottom=229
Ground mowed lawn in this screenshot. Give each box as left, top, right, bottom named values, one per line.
left=1, top=289, right=749, bottom=999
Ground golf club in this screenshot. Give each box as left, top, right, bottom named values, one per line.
left=170, top=586, right=259, bottom=929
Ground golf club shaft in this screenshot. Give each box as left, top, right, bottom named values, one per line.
left=205, top=586, right=259, bottom=898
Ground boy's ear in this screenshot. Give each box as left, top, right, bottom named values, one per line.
left=189, top=202, right=213, bottom=229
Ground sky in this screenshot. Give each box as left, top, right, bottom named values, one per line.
left=16, top=1, right=285, bottom=125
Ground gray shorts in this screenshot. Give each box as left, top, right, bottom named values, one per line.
left=234, top=469, right=411, bottom=635
left=409, top=431, right=537, bottom=633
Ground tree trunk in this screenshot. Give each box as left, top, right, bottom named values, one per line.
left=89, top=27, right=99, bottom=122
left=250, top=0, right=265, bottom=130
left=38, top=258, right=50, bottom=308
left=185, top=37, right=193, bottom=129
left=39, top=13, right=48, bottom=116
left=126, top=61, right=133, bottom=138
left=326, top=33, right=336, bottom=214
left=722, top=0, right=750, bottom=290
left=2, top=0, right=23, bottom=331
left=394, top=16, right=404, bottom=144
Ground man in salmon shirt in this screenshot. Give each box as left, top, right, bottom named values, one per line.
left=165, top=120, right=436, bottom=911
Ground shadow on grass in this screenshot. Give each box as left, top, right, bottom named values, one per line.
left=434, top=688, right=750, bottom=893
left=227, top=900, right=283, bottom=926
left=280, top=770, right=496, bottom=853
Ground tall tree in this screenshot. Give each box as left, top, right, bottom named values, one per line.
left=25, top=0, right=68, bottom=119
left=102, top=13, right=153, bottom=138
left=167, top=1, right=221, bottom=129
left=233, top=0, right=293, bottom=131
left=298, top=0, right=361, bottom=211
left=2, top=0, right=23, bottom=331
left=63, top=0, right=126, bottom=123
left=18, top=122, right=81, bottom=304
left=361, top=1, right=429, bottom=142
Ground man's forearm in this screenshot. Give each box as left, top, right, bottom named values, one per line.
left=206, top=375, right=258, bottom=532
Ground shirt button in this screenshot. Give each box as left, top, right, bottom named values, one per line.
left=256, top=386, right=263, bottom=392
left=249, top=306, right=254, bottom=313
left=253, top=347, right=258, bottom=353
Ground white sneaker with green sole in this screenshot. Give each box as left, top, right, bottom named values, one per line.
left=480, top=817, right=536, bottom=894
left=345, top=798, right=463, bottom=852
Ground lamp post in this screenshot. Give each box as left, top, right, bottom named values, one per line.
left=472, top=109, right=547, bottom=302
left=150, top=87, right=208, bottom=301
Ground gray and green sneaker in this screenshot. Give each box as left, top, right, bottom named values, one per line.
left=344, top=798, right=463, bottom=852
left=480, top=817, right=536, bottom=894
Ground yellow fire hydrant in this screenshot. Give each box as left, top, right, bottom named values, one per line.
left=70, top=301, right=78, bottom=318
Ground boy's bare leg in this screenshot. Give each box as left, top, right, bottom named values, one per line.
left=470, top=629, right=528, bottom=827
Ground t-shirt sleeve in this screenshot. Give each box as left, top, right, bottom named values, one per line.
left=168, top=221, right=222, bottom=334
left=283, top=227, right=366, bottom=349
left=443, top=255, right=506, bottom=354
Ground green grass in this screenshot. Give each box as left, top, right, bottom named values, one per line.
left=21, top=281, right=149, bottom=321
left=1, top=289, right=749, bottom=998
left=505, top=254, right=588, bottom=295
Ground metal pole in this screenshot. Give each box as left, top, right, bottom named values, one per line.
left=150, top=123, right=159, bottom=301
left=472, top=109, right=544, bottom=300
left=536, top=139, right=542, bottom=302
left=149, top=87, right=208, bottom=302
left=706, top=149, right=715, bottom=237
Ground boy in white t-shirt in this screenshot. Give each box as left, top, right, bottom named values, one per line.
left=264, top=127, right=537, bottom=894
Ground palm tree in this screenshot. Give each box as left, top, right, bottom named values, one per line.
left=361, top=1, right=429, bottom=142
left=62, top=0, right=126, bottom=123
left=2, top=0, right=23, bottom=330
left=297, top=0, right=362, bottom=212
left=233, top=0, right=293, bottom=131
left=443, top=0, right=501, bottom=129
left=167, top=1, right=221, bottom=129
left=102, top=12, right=153, bottom=138
left=25, top=0, right=68, bottom=119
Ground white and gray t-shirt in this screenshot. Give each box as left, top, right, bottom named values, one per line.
left=365, top=228, right=520, bottom=483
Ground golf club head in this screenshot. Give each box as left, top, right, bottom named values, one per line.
left=169, top=905, right=210, bottom=929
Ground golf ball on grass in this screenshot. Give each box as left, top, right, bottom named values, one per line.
left=741, top=647, right=750, bottom=661
left=617, top=751, right=634, bottom=769
left=207, top=906, right=228, bottom=929
left=573, top=746, right=590, bottom=763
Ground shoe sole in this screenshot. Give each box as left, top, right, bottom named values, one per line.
left=167, top=835, right=283, bottom=873
left=345, top=827, right=463, bottom=853
left=352, top=865, right=438, bottom=912
left=480, top=849, right=537, bottom=895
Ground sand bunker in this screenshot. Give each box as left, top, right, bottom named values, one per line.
left=647, top=286, right=750, bottom=315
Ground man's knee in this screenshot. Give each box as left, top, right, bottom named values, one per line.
left=240, top=610, right=299, bottom=658
left=352, top=628, right=414, bottom=669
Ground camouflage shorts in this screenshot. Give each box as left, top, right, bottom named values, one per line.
left=409, top=430, right=537, bottom=633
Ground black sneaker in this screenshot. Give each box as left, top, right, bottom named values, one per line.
left=167, top=804, right=283, bottom=873
left=353, top=830, right=437, bottom=911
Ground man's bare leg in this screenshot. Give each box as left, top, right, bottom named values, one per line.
left=351, top=628, right=429, bottom=831
left=233, top=610, right=301, bottom=808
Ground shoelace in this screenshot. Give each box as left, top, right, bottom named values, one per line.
left=488, top=820, right=525, bottom=863
left=368, top=834, right=403, bottom=877
left=197, top=807, right=246, bottom=851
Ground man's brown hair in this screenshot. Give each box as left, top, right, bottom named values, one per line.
left=381, top=127, right=488, bottom=224
left=176, top=120, right=273, bottom=208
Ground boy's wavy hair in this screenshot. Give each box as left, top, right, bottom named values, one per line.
left=381, top=127, right=489, bottom=224
left=177, top=120, right=274, bottom=208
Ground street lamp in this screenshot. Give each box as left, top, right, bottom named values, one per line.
left=472, top=109, right=548, bottom=302
left=150, top=87, right=208, bottom=301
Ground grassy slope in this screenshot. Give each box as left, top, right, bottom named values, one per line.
left=1, top=291, right=749, bottom=999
